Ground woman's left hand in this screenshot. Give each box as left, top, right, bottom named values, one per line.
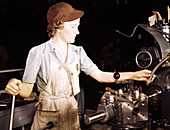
left=132, top=69, right=155, bottom=82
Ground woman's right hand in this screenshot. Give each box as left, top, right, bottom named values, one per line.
left=5, top=78, right=22, bottom=95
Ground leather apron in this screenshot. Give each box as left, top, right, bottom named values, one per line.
left=31, top=52, right=80, bottom=130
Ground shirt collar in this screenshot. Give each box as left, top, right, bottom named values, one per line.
left=47, top=38, right=78, bottom=52
left=49, top=38, right=57, bottom=51
left=44, top=38, right=78, bottom=63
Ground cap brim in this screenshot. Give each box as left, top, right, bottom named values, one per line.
left=64, top=10, right=84, bottom=22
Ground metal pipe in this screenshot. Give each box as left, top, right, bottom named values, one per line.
left=115, top=25, right=140, bottom=38
left=0, top=68, right=24, bottom=74
left=9, top=95, right=16, bottom=130
left=0, top=69, right=23, bottom=129
left=0, top=104, right=7, bottom=107
left=84, top=111, right=106, bottom=125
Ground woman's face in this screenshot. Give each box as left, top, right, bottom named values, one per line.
left=59, top=18, right=80, bottom=44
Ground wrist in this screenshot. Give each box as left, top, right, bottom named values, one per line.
left=129, top=72, right=136, bottom=80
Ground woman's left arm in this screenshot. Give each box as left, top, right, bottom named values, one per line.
left=90, top=69, right=152, bottom=83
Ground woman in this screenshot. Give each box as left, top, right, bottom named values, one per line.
left=5, top=2, right=153, bottom=130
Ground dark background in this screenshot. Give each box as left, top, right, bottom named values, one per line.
left=0, top=0, right=169, bottom=69
left=0, top=0, right=170, bottom=109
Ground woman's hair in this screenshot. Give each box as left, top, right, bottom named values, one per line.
left=47, top=20, right=64, bottom=38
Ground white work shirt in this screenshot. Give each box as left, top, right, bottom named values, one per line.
left=22, top=38, right=98, bottom=91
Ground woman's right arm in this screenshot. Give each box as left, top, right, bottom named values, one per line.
left=5, top=78, right=34, bottom=98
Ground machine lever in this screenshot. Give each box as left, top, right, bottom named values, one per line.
left=148, top=90, right=162, bottom=98
left=147, top=53, right=170, bottom=85
left=9, top=95, right=15, bottom=130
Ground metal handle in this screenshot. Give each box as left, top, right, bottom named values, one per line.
left=147, top=54, right=170, bottom=85
left=84, top=111, right=106, bottom=125
left=9, top=95, right=16, bottom=130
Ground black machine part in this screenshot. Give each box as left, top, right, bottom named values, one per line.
left=116, top=24, right=170, bottom=59
left=84, top=90, right=149, bottom=129
left=135, top=47, right=160, bottom=69
left=84, top=103, right=114, bottom=125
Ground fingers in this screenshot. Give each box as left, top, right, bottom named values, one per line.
left=5, top=78, right=21, bottom=95
left=150, top=74, right=156, bottom=81
left=134, top=69, right=157, bottom=84
left=143, top=70, right=156, bottom=81
left=147, top=74, right=156, bottom=85
left=146, top=80, right=151, bottom=86
left=134, top=69, right=155, bottom=82
left=134, top=70, right=150, bottom=79
left=135, top=77, right=149, bottom=82
left=143, top=69, right=152, bottom=74
left=141, top=69, right=152, bottom=77
left=8, top=78, right=22, bottom=85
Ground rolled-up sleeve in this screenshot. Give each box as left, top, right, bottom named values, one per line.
left=79, top=47, right=98, bottom=75
left=22, top=47, right=41, bottom=83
